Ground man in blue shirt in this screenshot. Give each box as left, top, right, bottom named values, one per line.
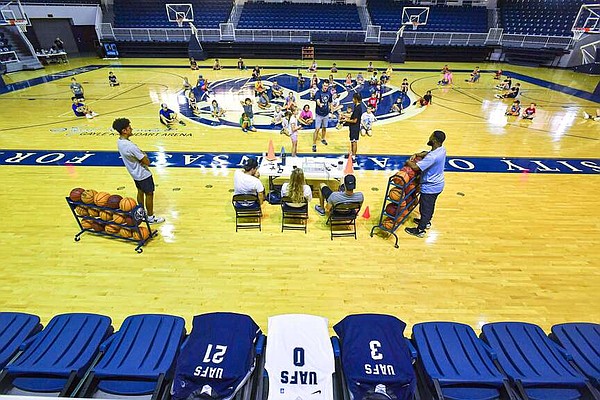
left=404, top=130, right=447, bottom=238
left=159, top=103, right=186, bottom=129
left=312, top=80, right=332, bottom=152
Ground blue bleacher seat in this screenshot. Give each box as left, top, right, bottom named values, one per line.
left=77, top=314, right=186, bottom=398
left=0, top=313, right=113, bottom=396
left=551, top=323, right=600, bottom=389
left=0, top=313, right=41, bottom=370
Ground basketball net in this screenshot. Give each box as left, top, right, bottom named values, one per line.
left=176, top=16, right=184, bottom=28
left=572, top=27, right=589, bottom=41
left=411, top=21, right=421, bottom=31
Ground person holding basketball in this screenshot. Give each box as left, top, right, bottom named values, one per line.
left=404, top=130, right=447, bottom=238
left=114, top=118, right=164, bottom=224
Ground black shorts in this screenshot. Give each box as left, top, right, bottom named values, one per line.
left=134, top=175, right=155, bottom=194
left=320, top=186, right=333, bottom=202
left=349, top=129, right=360, bottom=142
left=74, top=93, right=84, bottom=99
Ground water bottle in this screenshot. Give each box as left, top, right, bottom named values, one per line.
left=280, top=146, right=286, bottom=166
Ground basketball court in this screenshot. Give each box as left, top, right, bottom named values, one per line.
left=0, top=53, right=598, bottom=332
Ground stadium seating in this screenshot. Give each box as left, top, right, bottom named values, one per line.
left=237, top=2, right=362, bottom=31
left=498, top=0, right=586, bottom=36
left=367, top=0, right=488, bottom=33
left=0, top=313, right=41, bottom=370
left=113, top=0, right=233, bottom=28
left=551, top=323, right=600, bottom=389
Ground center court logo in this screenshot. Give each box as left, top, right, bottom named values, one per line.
left=177, top=73, right=422, bottom=130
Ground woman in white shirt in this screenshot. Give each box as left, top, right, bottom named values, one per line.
left=281, top=168, right=312, bottom=209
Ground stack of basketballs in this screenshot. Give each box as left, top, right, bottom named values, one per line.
left=381, top=157, right=422, bottom=231
left=68, top=188, right=150, bottom=241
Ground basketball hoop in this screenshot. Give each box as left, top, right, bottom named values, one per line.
left=573, top=27, right=590, bottom=41
left=411, top=21, right=421, bottom=31
left=176, top=16, right=184, bottom=28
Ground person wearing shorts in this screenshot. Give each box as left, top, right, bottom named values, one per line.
left=314, top=174, right=364, bottom=216
left=114, top=118, right=164, bottom=224
left=346, top=93, right=363, bottom=161
left=312, top=81, right=331, bottom=152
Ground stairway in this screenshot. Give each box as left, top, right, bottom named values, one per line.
left=0, top=25, right=43, bottom=72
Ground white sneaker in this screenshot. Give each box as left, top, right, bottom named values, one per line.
left=86, top=114, right=93, bottom=119
left=147, top=215, right=165, bottom=224
left=91, top=112, right=99, bottom=117
left=583, top=111, right=590, bottom=119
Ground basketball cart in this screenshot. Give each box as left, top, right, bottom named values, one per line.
left=370, top=170, right=421, bottom=248
left=66, top=198, right=157, bottom=253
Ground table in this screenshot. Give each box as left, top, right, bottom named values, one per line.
left=36, top=52, right=68, bottom=65
left=259, top=155, right=346, bottom=191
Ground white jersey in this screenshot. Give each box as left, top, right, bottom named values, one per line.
left=265, top=314, right=335, bottom=400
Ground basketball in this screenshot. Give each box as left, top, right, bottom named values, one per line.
left=119, top=228, right=132, bottom=238
left=91, top=221, right=104, bottom=232
left=107, top=194, right=123, bottom=209
left=81, top=189, right=97, bottom=204
left=105, top=224, right=120, bottom=235
left=74, top=206, right=88, bottom=216
left=382, top=217, right=396, bottom=230
left=119, top=197, right=137, bottom=212
left=113, top=213, right=126, bottom=224
left=125, top=216, right=135, bottom=227
left=405, top=183, right=416, bottom=196
left=94, top=192, right=111, bottom=207
left=385, top=203, right=398, bottom=216
left=133, top=226, right=150, bottom=241
left=392, top=170, right=409, bottom=185
left=389, top=188, right=403, bottom=201
left=69, top=187, right=85, bottom=202
left=99, top=210, right=113, bottom=221
left=80, top=219, right=93, bottom=229
left=87, top=208, right=99, bottom=218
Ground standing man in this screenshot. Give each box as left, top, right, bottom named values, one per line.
left=312, top=80, right=332, bottom=152
left=346, top=93, right=363, bottom=162
left=405, top=130, right=447, bottom=238
left=70, top=77, right=84, bottom=99
left=114, top=118, right=165, bottom=224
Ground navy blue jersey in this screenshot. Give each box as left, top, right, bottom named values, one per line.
left=334, top=314, right=416, bottom=400
left=314, top=89, right=331, bottom=117
left=172, top=313, right=261, bottom=400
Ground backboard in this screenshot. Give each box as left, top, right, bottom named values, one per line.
left=402, top=7, right=429, bottom=29
left=572, top=4, right=600, bottom=40
left=165, top=3, right=194, bottom=25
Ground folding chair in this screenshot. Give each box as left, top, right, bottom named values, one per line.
left=0, top=313, right=113, bottom=396
left=281, top=196, right=309, bottom=233
left=75, top=314, right=186, bottom=400
left=327, top=202, right=362, bottom=240
left=232, top=194, right=262, bottom=231
left=0, top=313, right=42, bottom=370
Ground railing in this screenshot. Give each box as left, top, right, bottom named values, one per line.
left=99, top=24, right=574, bottom=50
left=0, top=50, right=19, bottom=63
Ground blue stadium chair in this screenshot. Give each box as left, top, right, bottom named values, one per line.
left=0, top=313, right=113, bottom=396
left=551, top=323, right=600, bottom=389
left=0, top=313, right=41, bottom=370
left=76, top=314, right=186, bottom=399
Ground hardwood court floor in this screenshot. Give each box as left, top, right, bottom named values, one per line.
left=0, top=57, right=598, bottom=332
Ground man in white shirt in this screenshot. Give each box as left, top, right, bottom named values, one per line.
left=404, top=130, right=447, bottom=237
left=233, top=157, right=265, bottom=206
left=114, top=118, right=164, bottom=224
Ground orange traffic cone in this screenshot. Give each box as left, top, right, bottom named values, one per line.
left=362, top=206, right=370, bottom=219
left=266, top=139, right=276, bottom=161
left=344, top=153, right=354, bottom=174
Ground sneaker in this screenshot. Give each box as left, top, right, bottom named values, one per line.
left=321, top=139, right=328, bottom=145
left=494, top=94, right=502, bottom=99
left=405, top=227, right=425, bottom=238
left=179, top=120, right=186, bottom=126
left=583, top=111, right=590, bottom=120
left=242, top=128, right=248, bottom=133
left=91, top=112, right=99, bottom=117
left=147, top=215, right=165, bottom=224
left=314, top=205, right=325, bottom=216
left=312, top=144, right=317, bottom=152
left=86, top=114, right=93, bottom=119
left=413, top=218, right=431, bottom=229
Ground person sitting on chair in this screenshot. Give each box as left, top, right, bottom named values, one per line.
left=159, top=103, right=186, bottom=129
left=233, top=157, right=265, bottom=206
left=314, top=174, right=364, bottom=216
left=281, top=167, right=312, bottom=204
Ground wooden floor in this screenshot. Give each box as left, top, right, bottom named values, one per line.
left=0, top=57, right=598, bottom=333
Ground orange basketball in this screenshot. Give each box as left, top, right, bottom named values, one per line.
left=125, top=216, right=135, bottom=227
left=69, top=187, right=85, bottom=202
left=81, top=189, right=97, bottom=204
left=94, top=192, right=111, bottom=207
left=113, top=213, right=126, bottom=224
left=385, top=203, right=398, bottom=216
left=107, top=194, right=123, bottom=209
left=75, top=206, right=88, bottom=216
left=392, top=170, right=409, bottom=185
left=80, top=219, right=93, bottom=229
left=99, top=210, right=113, bottom=221
left=105, top=224, right=120, bottom=235
left=91, top=221, right=104, bottom=232
left=119, top=197, right=137, bottom=212
left=382, top=217, right=396, bottom=230
left=120, top=228, right=132, bottom=238
left=389, top=188, right=403, bottom=201
left=132, top=226, right=150, bottom=241
left=87, top=208, right=99, bottom=218
left=405, top=183, right=416, bottom=196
